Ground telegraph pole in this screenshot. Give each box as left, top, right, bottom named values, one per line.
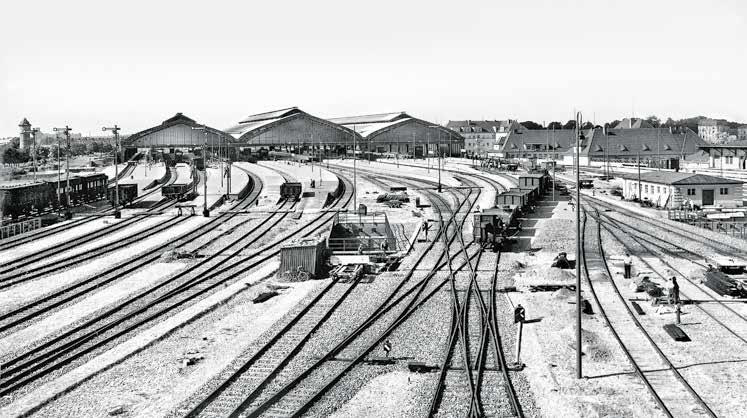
left=353, top=125, right=357, bottom=210
left=191, top=126, right=210, bottom=217
left=102, top=125, right=122, bottom=218
left=53, top=126, right=73, bottom=219
left=575, top=111, right=583, bottom=379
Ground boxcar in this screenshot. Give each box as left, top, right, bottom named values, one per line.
left=496, top=190, right=530, bottom=209
left=108, top=183, right=138, bottom=207
left=280, top=182, right=302, bottom=201
left=0, top=182, right=55, bottom=218
left=519, top=173, right=547, bottom=193
left=78, top=173, right=108, bottom=202
left=473, top=205, right=521, bottom=246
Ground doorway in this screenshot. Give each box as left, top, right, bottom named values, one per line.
left=702, top=189, right=714, bottom=205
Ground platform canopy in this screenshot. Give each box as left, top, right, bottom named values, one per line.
left=224, top=107, right=361, bottom=146
left=122, top=113, right=229, bottom=149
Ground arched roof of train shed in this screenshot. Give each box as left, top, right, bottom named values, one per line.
left=224, top=107, right=361, bottom=145
left=122, top=113, right=230, bottom=148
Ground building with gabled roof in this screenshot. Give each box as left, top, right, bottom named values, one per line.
left=445, top=120, right=521, bottom=157
left=328, top=112, right=462, bottom=157
left=620, top=170, right=743, bottom=208
left=499, top=128, right=581, bottom=161
left=578, top=127, right=705, bottom=169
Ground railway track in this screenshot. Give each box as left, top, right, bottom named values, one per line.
left=0, top=170, right=353, bottom=404
left=589, top=211, right=747, bottom=345
left=0, top=177, right=176, bottom=253
left=581, top=207, right=717, bottom=418
left=172, top=170, right=471, bottom=417
left=0, top=169, right=265, bottom=336
left=202, top=169, right=521, bottom=417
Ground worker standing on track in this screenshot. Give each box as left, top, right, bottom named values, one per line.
left=623, top=253, right=633, bottom=278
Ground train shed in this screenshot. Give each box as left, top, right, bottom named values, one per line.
left=328, top=112, right=463, bottom=157
left=224, top=107, right=360, bottom=157
left=122, top=113, right=231, bottom=161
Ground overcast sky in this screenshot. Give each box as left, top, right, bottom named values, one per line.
left=1, top=0, right=745, bottom=136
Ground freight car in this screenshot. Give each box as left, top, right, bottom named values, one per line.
left=280, top=182, right=303, bottom=201
left=0, top=173, right=109, bottom=219
left=162, top=163, right=195, bottom=200
left=107, top=183, right=138, bottom=207
left=0, top=181, right=55, bottom=218
left=473, top=205, right=521, bottom=248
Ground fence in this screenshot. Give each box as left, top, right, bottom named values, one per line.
left=668, top=209, right=747, bottom=239
left=0, top=218, right=42, bottom=240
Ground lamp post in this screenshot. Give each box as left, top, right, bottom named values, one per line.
left=53, top=126, right=72, bottom=219
left=574, top=111, right=583, bottom=379
left=102, top=125, right=122, bottom=218
left=191, top=126, right=210, bottom=217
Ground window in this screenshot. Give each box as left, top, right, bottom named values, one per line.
left=726, top=156, right=733, bottom=164
left=720, top=187, right=729, bottom=195
left=656, top=186, right=660, bottom=193
left=645, top=185, right=649, bottom=193
left=687, top=188, right=696, bottom=196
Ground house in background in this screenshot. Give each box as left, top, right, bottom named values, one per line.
left=446, top=120, right=521, bottom=158
left=698, top=119, right=731, bottom=143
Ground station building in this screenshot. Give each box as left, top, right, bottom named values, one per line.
left=328, top=112, right=463, bottom=157
left=224, top=107, right=360, bottom=156
left=122, top=113, right=230, bottom=160
left=620, top=171, right=743, bottom=208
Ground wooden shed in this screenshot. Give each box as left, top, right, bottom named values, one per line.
left=278, top=237, right=326, bottom=278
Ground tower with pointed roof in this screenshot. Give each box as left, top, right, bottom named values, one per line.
left=18, top=118, right=31, bottom=150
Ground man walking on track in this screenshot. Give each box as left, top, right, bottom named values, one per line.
left=623, top=253, right=633, bottom=278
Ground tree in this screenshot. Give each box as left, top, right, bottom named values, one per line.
left=547, top=121, right=563, bottom=130
left=581, top=121, right=594, bottom=130
left=562, top=120, right=577, bottom=130
left=520, top=121, right=544, bottom=130
left=645, top=115, right=661, bottom=128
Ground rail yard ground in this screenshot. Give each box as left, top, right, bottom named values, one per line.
left=0, top=157, right=745, bottom=418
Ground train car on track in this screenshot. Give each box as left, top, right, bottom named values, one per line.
left=107, top=183, right=138, bottom=207
left=280, top=182, right=303, bottom=201
left=162, top=163, right=196, bottom=200
left=77, top=173, right=108, bottom=202
left=0, top=181, right=55, bottom=218
left=473, top=205, right=521, bottom=247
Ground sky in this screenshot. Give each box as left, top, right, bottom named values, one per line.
left=1, top=0, right=746, bottom=136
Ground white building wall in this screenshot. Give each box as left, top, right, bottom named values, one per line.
left=622, top=178, right=743, bottom=208
left=709, top=148, right=747, bottom=170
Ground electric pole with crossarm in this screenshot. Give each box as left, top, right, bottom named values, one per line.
left=102, top=125, right=122, bottom=218
left=53, top=126, right=73, bottom=219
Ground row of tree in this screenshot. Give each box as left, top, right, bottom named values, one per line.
left=0, top=140, right=117, bottom=166
left=519, top=115, right=743, bottom=132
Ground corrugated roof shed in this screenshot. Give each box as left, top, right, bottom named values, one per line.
left=328, top=112, right=410, bottom=126
left=238, top=107, right=300, bottom=124
left=621, top=171, right=743, bottom=185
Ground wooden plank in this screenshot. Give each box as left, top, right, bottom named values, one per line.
left=663, top=324, right=690, bottom=342
left=631, top=301, right=645, bottom=315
